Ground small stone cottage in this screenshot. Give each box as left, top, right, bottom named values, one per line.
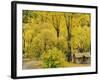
left=72, top=52, right=91, bottom=64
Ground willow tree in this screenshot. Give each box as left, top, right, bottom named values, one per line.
left=51, top=13, right=61, bottom=50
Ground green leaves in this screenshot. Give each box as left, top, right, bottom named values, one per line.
left=22, top=10, right=91, bottom=67
left=71, top=26, right=90, bottom=52
left=41, top=48, right=67, bottom=68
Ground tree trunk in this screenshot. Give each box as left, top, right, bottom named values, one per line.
left=64, top=14, right=72, bottom=62
left=67, top=16, right=72, bottom=62
left=57, top=28, right=60, bottom=38
left=51, top=14, right=60, bottom=48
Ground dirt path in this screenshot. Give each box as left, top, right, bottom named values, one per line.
left=22, top=60, right=43, bottom=69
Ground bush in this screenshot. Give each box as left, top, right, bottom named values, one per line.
left=41, top=48, right=68, bottom=68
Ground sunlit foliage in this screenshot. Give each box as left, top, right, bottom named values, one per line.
left=22, top=10, right=91, bottom=68
left=41, top=48, right=67, bottom=68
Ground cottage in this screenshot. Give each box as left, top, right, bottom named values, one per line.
left=72, top=52, right=91, bottom=64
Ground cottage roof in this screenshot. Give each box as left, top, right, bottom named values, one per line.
left=74, top=53, right=83, bottom=58
left=83, top=52, right=91, bottom=57
left=74, top=52, right=90, bottom=58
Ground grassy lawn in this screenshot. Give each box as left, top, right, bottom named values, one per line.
left=66, top=62, right=90, bottom=67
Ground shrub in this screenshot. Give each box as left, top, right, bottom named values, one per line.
left=41, top=48, right=68, bottom=68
